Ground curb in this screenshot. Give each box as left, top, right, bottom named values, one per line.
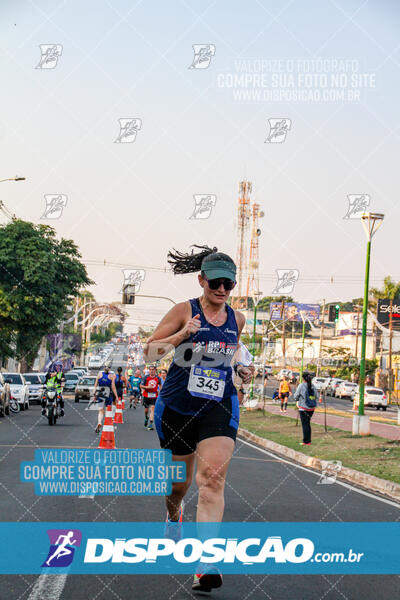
left=238, top=427, right=400, bottom=503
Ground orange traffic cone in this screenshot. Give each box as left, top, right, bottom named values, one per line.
left=319, top=393, right=323, bottom=404
left=114, top=400, right=124, bottom=424
left=98, top=406, right=116, bottom=449
left=121, top=397, right=125, bottom=410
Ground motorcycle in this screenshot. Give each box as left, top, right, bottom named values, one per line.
left=42, top=386, right=63, bottom=426
left=9, top=395, right=20, bottom=414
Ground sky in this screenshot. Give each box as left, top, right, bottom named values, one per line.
left=1, top=0, right=399, bottom=331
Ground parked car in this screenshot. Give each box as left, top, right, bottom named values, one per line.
left=312, top=377, right=330, bottom=391
left=290, top=372, right=300, bottom=384
left=73, top=365, right=89, bottom=375
left=336, top=381, right=358, bottom=399
left=63, top=373, right=80, bottom=393
left=325, top=378, right=344, bottom=396
left=3, top=373, right=29, bottom=410
left=0, top=373, right=11, bottom=416
left=23, top=373, right=45, bottom=405
left=88, top=355, right=104, bottom=369
left=277, top=369, right=293, bottom=381
left=353, top=387, right=387, bottom=411
left=68, top=368, right=86, bottom=378
left=74, top=376, right=97, bottom=402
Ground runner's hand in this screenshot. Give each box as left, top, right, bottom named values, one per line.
left=237, top=366, right=253, bottom=384
left=181, top=313, right=201, bottom=339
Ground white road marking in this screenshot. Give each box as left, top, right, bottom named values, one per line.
left=239, top=438, right=400, bottom=509
left=27, top=573, right=68, bottom=600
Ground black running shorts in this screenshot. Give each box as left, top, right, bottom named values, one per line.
left=154, top=395, right=239, bottom=456
left=143, top=397, right=156, bottom=408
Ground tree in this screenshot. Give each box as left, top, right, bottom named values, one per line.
left=0, top=220, right=93, bottom=369
left=255, top=295, right=293, bottom=311
left=370, top=276, right=400, bottom=305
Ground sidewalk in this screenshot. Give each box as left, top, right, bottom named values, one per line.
left=254, top=402, right=400, bottom=441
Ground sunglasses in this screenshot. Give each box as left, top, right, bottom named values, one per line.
left=204, top=276, right=236, bottom=291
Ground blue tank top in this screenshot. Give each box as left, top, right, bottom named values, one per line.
left=98, top=371, right=112, bottom=387
left=158, top=298, right=238, bottom=415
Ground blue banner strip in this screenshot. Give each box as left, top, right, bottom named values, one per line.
left=0, top=522, right=398, bottom=574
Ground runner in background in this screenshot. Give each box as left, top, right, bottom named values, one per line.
left=115, top=367, right=127, bottom=407
left=159, top=368, right=168, bottom=389
left=93, top=367, right=119, bottom=434
left=279, top=375, right=291, bottom=412
left=140, top=365, right=161, bottom=430
left=128, top=368, right=142, bottom=409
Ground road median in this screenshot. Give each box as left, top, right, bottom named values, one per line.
left=238, top=410, right=400, bottom=502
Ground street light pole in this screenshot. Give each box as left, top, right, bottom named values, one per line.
left=299, top=311, right=306, bottom=380
left=316, top=300, right=325, bottom=376
left=353, top=212, right=384, bottom=436
left=249, top=290, right=262, bottom=400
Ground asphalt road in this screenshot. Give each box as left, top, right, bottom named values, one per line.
left=1, top=345, right=399, bottom=599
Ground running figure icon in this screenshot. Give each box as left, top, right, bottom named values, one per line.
left=45, top=531, right=77, bottom=566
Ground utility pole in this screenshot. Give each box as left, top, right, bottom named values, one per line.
left=316, top=300, right=326, bottom=376
left=80, top=302, right=86, bottom=364
left=355, top=304, right=360, bottom=360
left=389, top=298, right=393, bottom=404
left=74, top=297, right=79, bottom=332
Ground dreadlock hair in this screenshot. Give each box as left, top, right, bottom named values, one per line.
left=302, top=371, right=313, bottom=396
left=167, top=245, right=218, bottom=275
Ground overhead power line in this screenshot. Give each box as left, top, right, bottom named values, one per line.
left=83, top=259, right=394, bottom=286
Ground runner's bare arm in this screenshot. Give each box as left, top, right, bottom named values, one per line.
left=93, top=372, right=101, bottom=394
left=144, top=301, right=195, bottom=361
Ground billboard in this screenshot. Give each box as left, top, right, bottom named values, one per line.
left=46, top=333, right=82, bottom=370
left=270, top=302, right=321, bottom=323
left=377, top=299, right=400, bottom=330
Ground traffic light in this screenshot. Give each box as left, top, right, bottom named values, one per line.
left=334, top=304, right=340, bottom=322
left=328, top=304, right=340, bottom=322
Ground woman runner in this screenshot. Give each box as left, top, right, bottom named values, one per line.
left=145, top=245, right=254, bottom=593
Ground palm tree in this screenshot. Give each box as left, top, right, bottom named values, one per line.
left=370, top=276, right=400, bottom=304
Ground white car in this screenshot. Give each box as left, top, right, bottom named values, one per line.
left=336, top=381, right=358, bottom=399
left=88, top=355, right=104, bottom=369
left=3, top=373, right=29, bottom=410
left=277, top=369, right=292, bottom=381
left=353, top=387, right=387, bottom=411
left=325, top=378, right=344, bottom=396
left=24, top=373, right=45, bottom=404
left=312, top=377, right=331, bottom=391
